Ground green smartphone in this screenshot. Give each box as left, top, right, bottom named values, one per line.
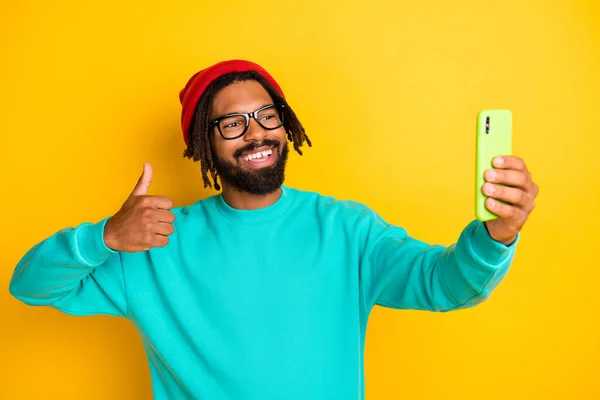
left=475, top=109, right=513, bottom=221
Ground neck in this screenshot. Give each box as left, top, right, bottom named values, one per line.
left=221, top=185, right=283, bottom=210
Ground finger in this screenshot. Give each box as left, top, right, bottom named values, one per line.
left=485, top=168, right=530, bottom=190
left=486, top=197, right=527, bottom=223
left=154, top=209, right=176, bottom=223
left=143, top=208, right=174, bottom=225
left=492, top=156, right=527, bottom=171
left=144, top=195, right=174, bottom=210
left=153, top=221, right=175, bottom=236
left=482, top=183, right=532, bottom=209
left=151, top=234, right=169, bottom=248
left=131, top=163, right=153, bottom=197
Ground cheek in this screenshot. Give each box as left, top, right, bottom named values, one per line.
left=273, top=127, right=288, bottom=143
left=213, top=137, right=240, bottom=160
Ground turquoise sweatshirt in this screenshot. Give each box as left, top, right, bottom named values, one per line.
left=9, top=186, right=517, bottom=399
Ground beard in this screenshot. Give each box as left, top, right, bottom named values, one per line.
left=212, top=139, right=289, bottom=195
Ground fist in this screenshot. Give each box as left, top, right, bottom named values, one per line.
left=104, top=163, right=175, bottom=252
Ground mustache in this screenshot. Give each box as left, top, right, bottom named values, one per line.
left=233, top=139, right=281, bottom=159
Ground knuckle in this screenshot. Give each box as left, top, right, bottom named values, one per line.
left=519, top=173, right=528, bottom=186
left=515, top=156, right=525, bottom=168
left=158, top=236, right=169, bottom=247
left=519, top=209, right=529, bottom=221
left=144, top=232, right=154, bottom=243
left=142, top=208, right=153, bottom=219
left=519, top=191, right=528, bottom=205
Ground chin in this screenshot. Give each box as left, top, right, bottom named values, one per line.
left=214, top=143, right=289, bottom=195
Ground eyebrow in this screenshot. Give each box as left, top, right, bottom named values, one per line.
left=213, top=103, right=273, bottom=120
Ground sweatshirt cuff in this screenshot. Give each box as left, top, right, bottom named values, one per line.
left=468, top=220, right=518, bottom=266
left=75, top=217, right=118, bottom=266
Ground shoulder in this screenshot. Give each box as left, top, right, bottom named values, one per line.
left=286, top=186, right=386, bottom=225
left=287, top=186, right=409, bottom=248
left=169, top=194, right=221, bottom=223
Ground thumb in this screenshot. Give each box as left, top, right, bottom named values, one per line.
left=130, top=163, right=153, bottom=197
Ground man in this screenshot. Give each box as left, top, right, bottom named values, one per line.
left=9, top=59, right=538, bottom=399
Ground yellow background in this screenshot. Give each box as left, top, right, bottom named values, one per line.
left=1, top=0, right=598, bottom=399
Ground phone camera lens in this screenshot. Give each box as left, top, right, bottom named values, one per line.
left=485, top=116, right=490, bottom=134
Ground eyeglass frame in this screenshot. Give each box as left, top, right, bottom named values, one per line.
left=209, top=103, right=286, bottom=140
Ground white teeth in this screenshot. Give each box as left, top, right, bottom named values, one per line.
left=243, top=148, right=273, bottom=161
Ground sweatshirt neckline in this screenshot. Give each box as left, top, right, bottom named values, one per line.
left=215, top=185, right=294, bottom=224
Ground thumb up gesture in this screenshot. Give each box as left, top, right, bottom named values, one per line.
left=104, top=163, right=175, bottom=252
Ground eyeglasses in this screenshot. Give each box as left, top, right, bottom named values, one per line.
left=210, top=104, right=286, bottom=140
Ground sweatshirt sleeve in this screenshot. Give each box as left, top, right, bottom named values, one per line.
left=8, top=217, right=128, bottom=318
left=363, top=217, right=518, bottom=312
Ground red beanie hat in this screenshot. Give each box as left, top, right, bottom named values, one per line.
left=179, top=60, right=286, bottom=145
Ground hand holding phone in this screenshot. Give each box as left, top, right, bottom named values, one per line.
left=475, top=110, right=513, bottom=221
left=474, top=110, right=539, bottom=244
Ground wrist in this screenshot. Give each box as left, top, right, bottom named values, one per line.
left=74, top=218, right=117, bottom=266
left=483, top=222, right=517, bottom=246
left=466, top=220, right=516, bottom=265
left=497, top=236, right=517, bottom=246
left=103, top=218, right=118, bottom=251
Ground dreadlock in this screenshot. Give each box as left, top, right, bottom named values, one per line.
left=182, top=71, right=312, bottom=191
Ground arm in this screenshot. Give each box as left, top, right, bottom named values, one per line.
left=8, top=218, right=129, bottom=317
left=363, top=219, right=517, bottom=312
left=9, top=163, right=176, bottom=317
left=362, top=155, right=538, bottom=312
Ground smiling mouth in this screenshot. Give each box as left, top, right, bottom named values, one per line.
left=237, top=144, right=279, bottom=166
left=241, top=148, right=273, bottom=161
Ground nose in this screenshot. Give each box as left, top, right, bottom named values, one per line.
left=243, top=117, right=268, bottom=142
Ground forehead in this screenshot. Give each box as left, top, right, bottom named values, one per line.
left=210, top=80, right=274, bottom=117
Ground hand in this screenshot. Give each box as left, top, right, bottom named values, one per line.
left=104, top=163, right=175, bottom=252
left=482, top=156, right=539, bottom=246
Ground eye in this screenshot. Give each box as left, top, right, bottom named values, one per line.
left=261, top=114, right=274, bottom=121
left=258, top=111, right=277, bottom=121
left=220, top=116, right=246, bottom=131
left=224, top=121, right=242, bottom=129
